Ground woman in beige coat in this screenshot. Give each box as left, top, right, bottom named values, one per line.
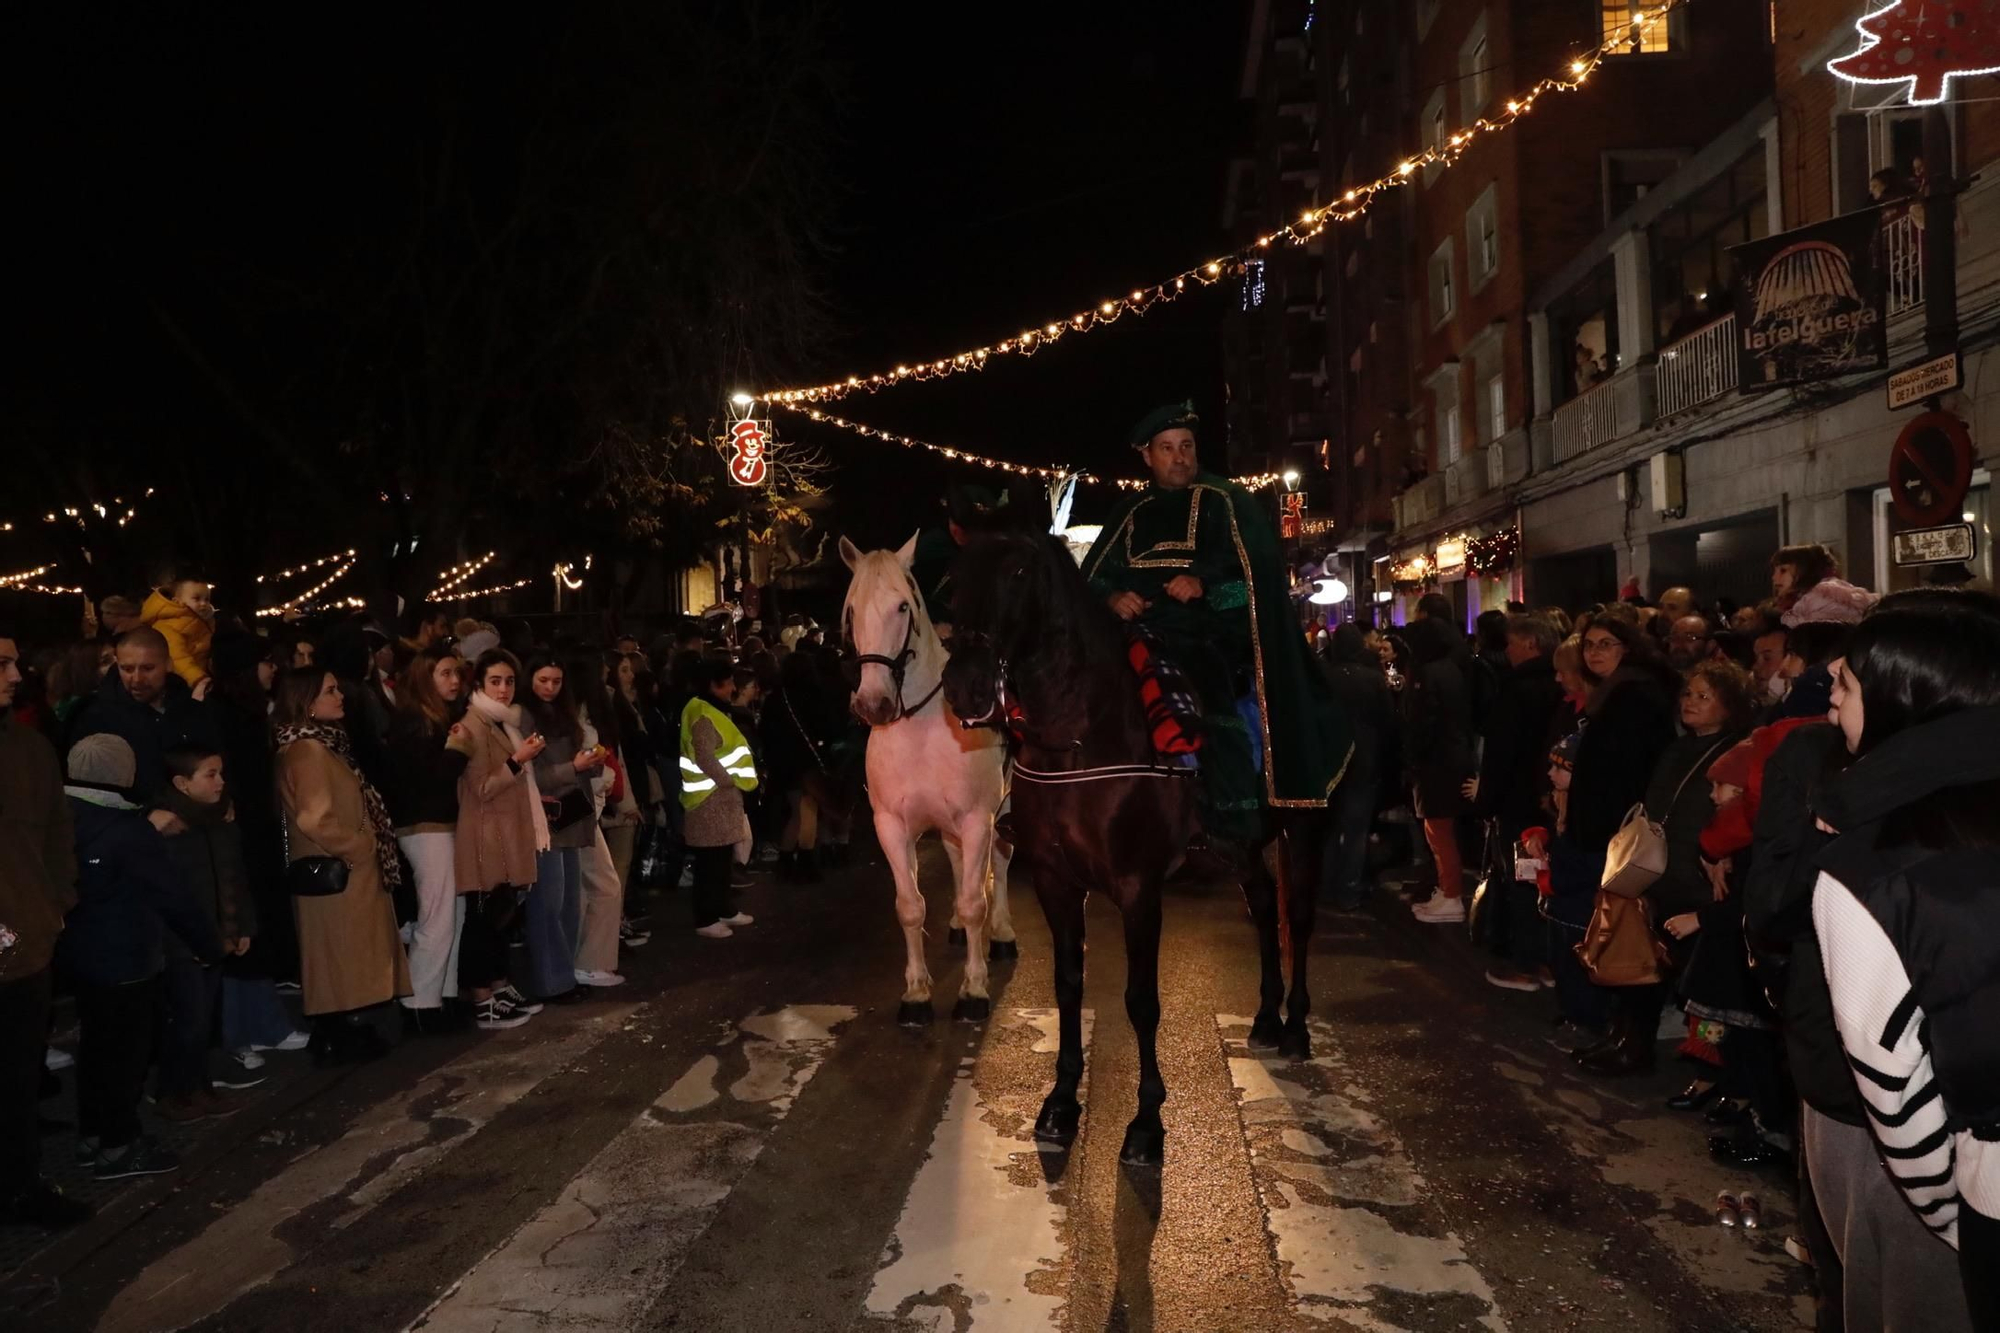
left=451, top=648, right=547, bottom=1029
left=273, top=667, right=411, bottom=1065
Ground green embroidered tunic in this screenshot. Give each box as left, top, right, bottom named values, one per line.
left=1083, top=474, right=1350, bottom=821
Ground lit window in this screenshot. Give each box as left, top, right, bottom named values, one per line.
left=1603, top=1, right=1670, bottom=54
left=1441, top=404, right=1462, bottom=465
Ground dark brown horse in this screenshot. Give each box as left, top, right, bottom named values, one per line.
left=941, top=529, right=1324, bottom=1169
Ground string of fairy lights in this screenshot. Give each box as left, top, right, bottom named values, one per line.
left=755, top=1, right=1683, bottom=494
left=786, top=405, right=1283, bottom=491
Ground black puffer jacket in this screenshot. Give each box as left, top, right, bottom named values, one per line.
left=1567, top=662, right=1678, bottom=853
left=1814, top=706, right=2000, bottom=1148
left=1474, top=654, right=1565, bottom=828
left=1741, top=722, right=1863, bottom=1124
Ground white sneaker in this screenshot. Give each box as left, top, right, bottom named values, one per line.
left=1410, top=891, right=1466, bottom=923
left=44, top=1048, right=75, bottom=1071
left=230, top=1048, right=267, bottom=1072
left=253, top=1030, right=311, bottom=1052
left=573, top=969, right=626, bottom=987
left=722, top=912, right=754, bottom=927
left=695, top=922, right=734, bottom=939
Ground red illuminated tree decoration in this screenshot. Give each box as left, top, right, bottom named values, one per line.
left=1828, top=1, right=2000, bottom=106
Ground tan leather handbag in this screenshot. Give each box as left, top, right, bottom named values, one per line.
left=1575, top=891, right=1666, bottom=986
left=1600, top=737, right=1731, bottom=899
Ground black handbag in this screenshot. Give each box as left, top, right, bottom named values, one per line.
left=543, top=789, right=595, bottom=834
left=283, top=818, right=350, bottom=897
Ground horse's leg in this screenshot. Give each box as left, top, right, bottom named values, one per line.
left=1279, top=818, right=1319, bottom=1061
left=1242, top=848, right=1285, bottom=1050
left=1117, top=882, right=1167, bottom=1169
left=987, top=835, right=1019, bottom=959
left=943, top=837, right=968, bottom=947
left=946, top=820, right=993, bottom=1022
left=876, top=812, right=933, bottom=1025
left=1034, top=878, right=1087, bottom=1144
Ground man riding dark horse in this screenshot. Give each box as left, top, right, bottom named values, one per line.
left=1082, top=401, right=1350, bottom=845
left=909, top=483, right=1007, bottom=638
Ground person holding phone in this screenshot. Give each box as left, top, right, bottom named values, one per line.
left=451, top=649, right=545, bottom=1030
left=521, top=655, right=604, bottom=1003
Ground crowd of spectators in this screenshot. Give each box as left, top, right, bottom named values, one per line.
left=1, top=587, right=859, bottom=1231
left=1313, top=541, right=1997, bottom=1330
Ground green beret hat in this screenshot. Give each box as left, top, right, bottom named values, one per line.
left=1128, top=400, right=1199, bottom=449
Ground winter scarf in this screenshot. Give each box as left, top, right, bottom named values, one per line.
left=469, top=690, right=550, bottom=851
left=274, top=720, right=403, bottom=889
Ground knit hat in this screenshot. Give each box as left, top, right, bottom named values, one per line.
left=458, top=629, right=500, bottom=661
left=98, top=594, right=141, bottom=623
left=1547, top=729, right=1580, bottom=774
left=1706, top=737, right=1757, bottom=792
left=68, top=734, right=137, bottom=791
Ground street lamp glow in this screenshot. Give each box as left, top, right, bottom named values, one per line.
left=1282, top=469, right=1301, bottom=487
left=730, top=392, right=755, bottom=407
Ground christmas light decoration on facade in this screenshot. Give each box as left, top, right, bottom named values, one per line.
left=752, top=1, right=1683, bottom=407
left=1828, top=1, right=2000, bottom=106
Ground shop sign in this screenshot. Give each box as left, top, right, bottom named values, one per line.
left=1887, top=351, right=1962, bottom=410
left=1433, top=537, right=1468, bottom=578
left=1892, top=522, right=1977, bottom=567
left=1730, top=211, right=1886, bottom=393
left=1888, top=410, right=1975, bottom=524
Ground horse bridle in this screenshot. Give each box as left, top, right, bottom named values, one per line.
left=848, top=600, right=944, bottom=722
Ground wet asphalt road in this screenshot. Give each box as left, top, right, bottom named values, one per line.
left=2, top=845, right=1814, bottom=1332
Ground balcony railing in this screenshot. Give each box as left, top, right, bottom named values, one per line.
left=1551, top=367, right=1649, bottom=463
left=1655, top=314, right=1737, bottom=418
left=1885, top=209, right=1925, bottom=317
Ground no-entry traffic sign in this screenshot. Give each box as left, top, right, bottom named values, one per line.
left=1888, top=410, right=1975, bottom=525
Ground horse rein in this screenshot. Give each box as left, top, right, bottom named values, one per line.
left=955, top=640, right=1194, bottom=786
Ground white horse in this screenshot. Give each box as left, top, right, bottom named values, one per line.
left=840, top=533, right=1017, bottom=1024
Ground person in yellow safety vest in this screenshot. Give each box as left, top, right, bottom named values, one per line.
left=680, top=659, right=760, bottom=939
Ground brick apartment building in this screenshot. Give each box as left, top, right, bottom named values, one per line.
left=1230, top=0, right=2000, bottom=622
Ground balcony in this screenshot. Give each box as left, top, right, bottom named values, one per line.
left=1654, top=314, right=1737, bottom=418
left=1884, top=209, right=1925, bottom=316
left=1551, top=366, right=1652, bottom=464
left=1444, top=449, right=1488, bottom=506
left=1391, top=474, right=1446, bottom=531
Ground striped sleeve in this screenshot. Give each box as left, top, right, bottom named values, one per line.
left=1812, top=871, right=1960, bottom=1249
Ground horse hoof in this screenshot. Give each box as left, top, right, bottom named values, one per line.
left=1034, top=1097, right=1082, bottom=1144
left=896, top=1000, right=934, bottom=1027
left=989, top=939, right=1019, bottom=962
left=1246, top=1015, right=1284, bottom=1051
left=1278, top=1024, right=1312, bottom=1062
left=947, top=927, right=967, bottom=947
left=1118, top=1120, right=1166, bottom=1169
left=953, top=996, right=991, bottom=1023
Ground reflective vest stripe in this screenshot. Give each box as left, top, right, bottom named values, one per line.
left=679, top=698, right=759, bottom=810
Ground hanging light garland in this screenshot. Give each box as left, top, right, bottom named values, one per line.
left=256, top=558, right=356, bottom=618
left=785, top=405, right=1283, bottom=492
left=430, top=552, right=497, bottom=601
left=752, top=1, right=1681, bottom=407
left=442, top=578, right=532, bottom=602
left=257, top=548, right=357, bottom=585
left=0, top=564, right=84, bottom=597
left=0, top=564, right=58, bottom=588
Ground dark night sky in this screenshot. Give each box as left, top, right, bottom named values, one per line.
left=801, top=2, right=1246, bottom=548
left=7, top=4, right=1246, bottom=565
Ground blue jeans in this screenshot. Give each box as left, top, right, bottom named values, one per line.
left=527, top=848, right=583, bottom=998
left=1543, top=837, right=1610, bottom=1031
left=220, top=974, right=296, bottom=1050
left=1319, top=765, right=1376, bottom=906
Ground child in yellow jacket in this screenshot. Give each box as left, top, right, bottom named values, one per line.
left=140, top=579, right=216, bottom=689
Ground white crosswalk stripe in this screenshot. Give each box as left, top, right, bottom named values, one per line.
left=94, top=1002, right=645, bottom=1333
left=863, top=1008, right=1096, bottom=1330
left=406, top=1005, right=856, bottom=1333
left=1219, top=1014, right=1510, bottom=1333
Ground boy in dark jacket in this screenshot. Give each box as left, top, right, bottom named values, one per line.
left=61, top=735, right=224, bottom=1181
left=153, top=744, right=258, bottom=1119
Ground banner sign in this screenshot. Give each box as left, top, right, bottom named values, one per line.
left=1730, top=210, right=1886, bottom=393
left=1887, top=350, right=1961, bottom=410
